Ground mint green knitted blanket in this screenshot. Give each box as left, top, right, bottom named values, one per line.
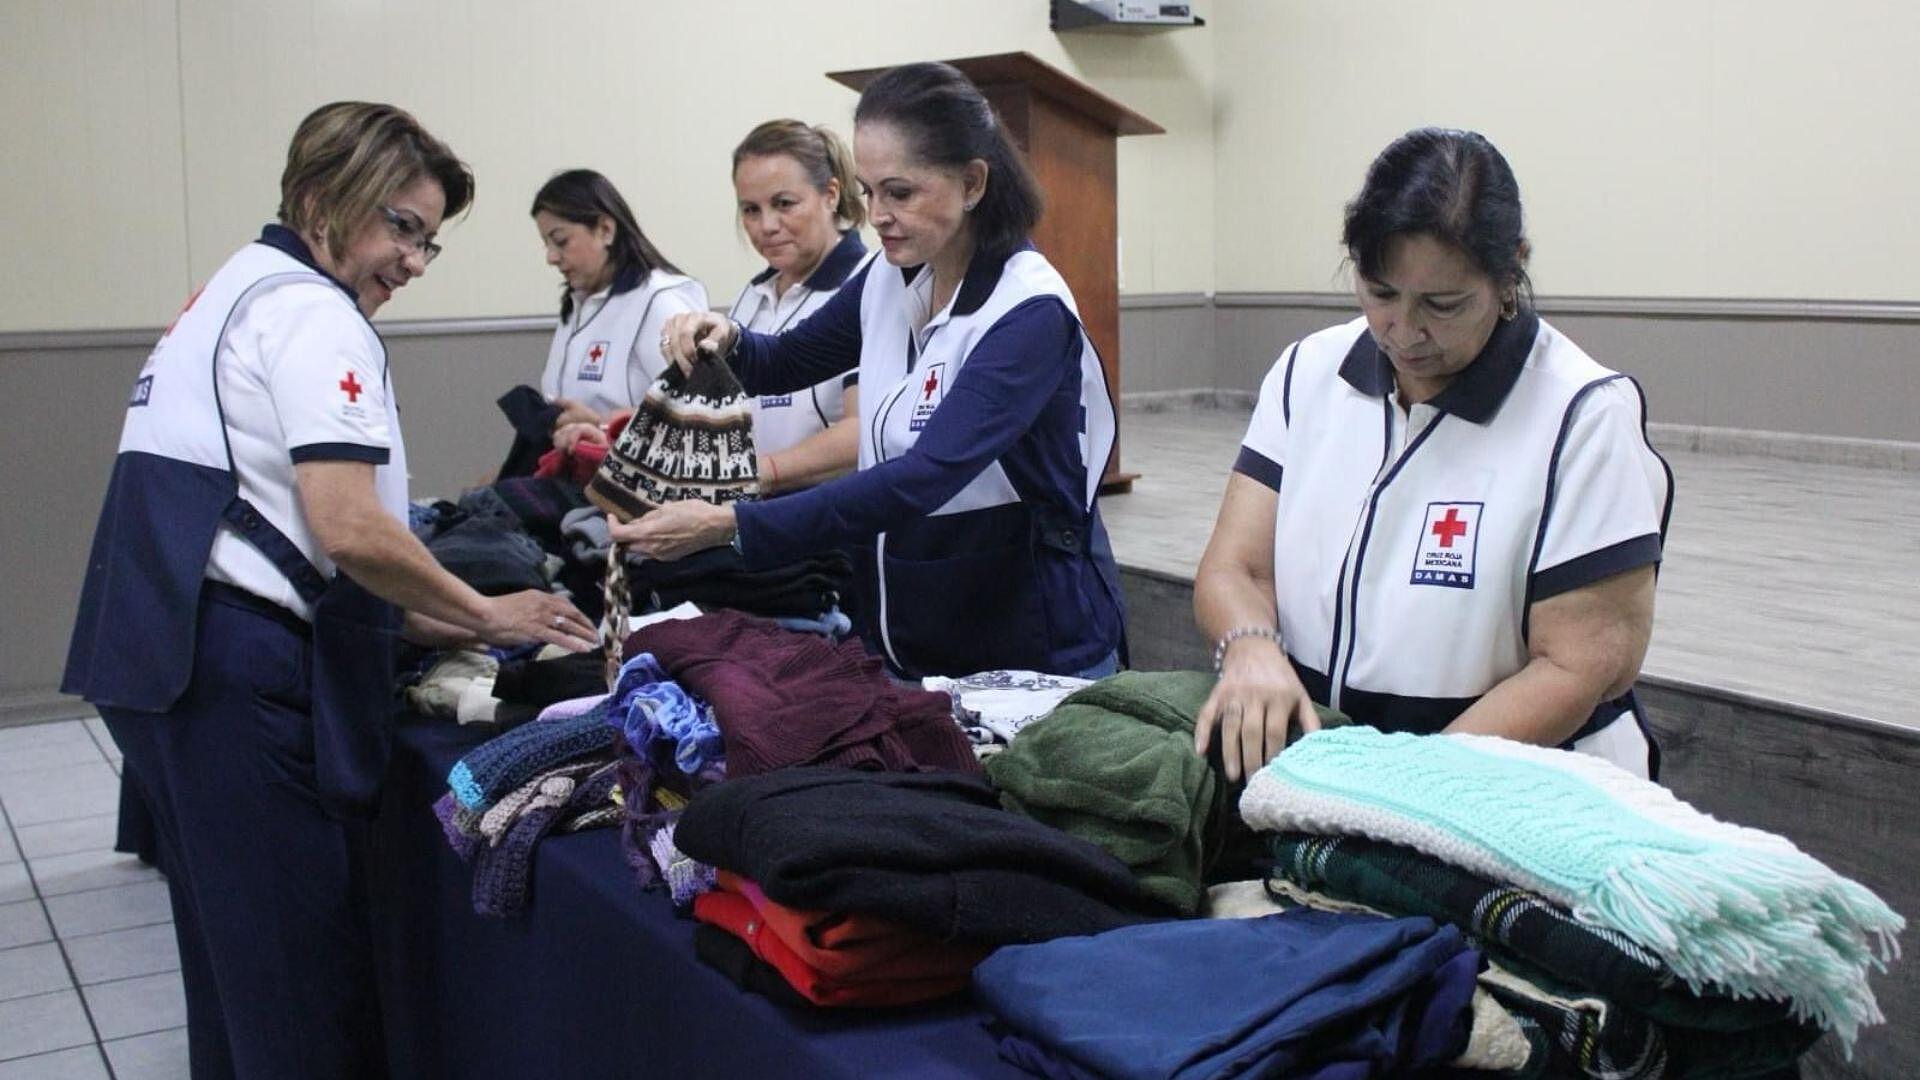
left=1239, top=726, right=1903, bottom=1051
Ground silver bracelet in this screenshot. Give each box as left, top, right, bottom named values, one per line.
left=1213, top=626, right=1282, bottom=676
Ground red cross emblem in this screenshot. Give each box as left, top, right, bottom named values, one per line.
left=339, top=370, right=364, bottom=403
left=921, top=369, right=941, bottom=401
left=588, top=343, right=605, bottom=364
left=1430, top=507, right=1468, bottom=548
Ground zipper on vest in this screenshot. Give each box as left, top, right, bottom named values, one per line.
left=874, top=532, right=903, bottom=670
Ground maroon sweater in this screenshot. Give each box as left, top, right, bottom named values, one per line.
left=627, top=610, right=979, bottom=776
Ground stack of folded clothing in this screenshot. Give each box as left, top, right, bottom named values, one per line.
left=436, top=695, right=621, bottom=916
left=987, top=671, right=1346, bottom=914
left=627, top=546, right=852, bottom=622
left=1242, top=726, right=1905, bottom=1070
left=557, top=508, right=851, bottom=624
left=692, top=870, right=988, bottom=1008
left=1269, top=833, right=1822, bottom=1078
left=674, top=769, right=1177, bottom=966
left=630, top=610, right=977, bottom=777
left=599, top=652, right=726, bottom=904
left=973, top=906, right=1482, bottom=1080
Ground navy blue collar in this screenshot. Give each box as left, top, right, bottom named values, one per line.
left=561, top=261, right=646, bottom=319
left=1337, top=308, right=1540, bottom=424
left=256, top=223, right=357, bottom=303
left=750, top=230, right=869, bottom=290
left=898, top=242, right=1030, bottom=318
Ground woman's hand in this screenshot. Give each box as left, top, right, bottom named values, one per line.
left=608, top=501, right=736, bottom=561
left=550, top=397, right=600, bottom=431
left=658, top=312, right=738, bottom=373
left=553, top=421, right=608, bottom=456
left=1193, top=636, right=1321, bottom=783
left=476, top=590, right=599, bottom=652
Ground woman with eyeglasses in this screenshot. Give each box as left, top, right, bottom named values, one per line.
left=63, top=101, right=595, bottom=1078
left=524, top=169, right=708, bottom=464
left=623, top=63, right=1126, bottom=681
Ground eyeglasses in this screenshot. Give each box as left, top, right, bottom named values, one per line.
left=380, top=206, right=443, bottom=265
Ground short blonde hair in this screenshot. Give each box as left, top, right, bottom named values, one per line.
left=278, top=102, right=474, bottom=261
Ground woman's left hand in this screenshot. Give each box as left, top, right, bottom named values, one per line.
left=609, top=501, right=737, bottom=561
left=552, top=421, right=607, bottom=456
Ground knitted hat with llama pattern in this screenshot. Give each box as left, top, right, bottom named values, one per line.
left=587, top=355, right=759, bottom=523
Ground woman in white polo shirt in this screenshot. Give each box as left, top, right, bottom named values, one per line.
left=1194, top=128, right=1673, bottom=782
left=722, top=119, right=873, bottom=494
left=63, top=103, right=595, bottom=1077
left=531, top=169, right=708, bottom=439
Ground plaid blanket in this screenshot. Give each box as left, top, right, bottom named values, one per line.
left=1272, top=835, right=1822, bottom=1078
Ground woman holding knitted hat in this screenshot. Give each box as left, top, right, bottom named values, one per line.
left=622, top=62, right=1124, bottom=682
left=1191, top=128, right=1673, bottom=786
left=63, top=102, right=594, bottom=1078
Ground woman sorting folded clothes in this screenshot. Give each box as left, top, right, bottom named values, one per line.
left=503, top=169, right=709, bottom=472
left=62, top=102, right=596, bottom=1078
left=1192, top=127, right=1673, bottom=783
left=616, top=62, right=1125, bottom=681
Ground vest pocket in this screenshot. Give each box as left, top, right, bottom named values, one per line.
left=880, top=528, right=1048, bottom=677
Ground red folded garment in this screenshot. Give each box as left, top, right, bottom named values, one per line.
left=533, top=413, right=628, bottom=484
left=692, top=886, right=977, bottom=1007
left=628, top=610, right=978, bottom=776
left=716, top=870, right=988, bottom=982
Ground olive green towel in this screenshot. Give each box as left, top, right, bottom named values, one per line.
left=986, top=670, right=1344, bottom=914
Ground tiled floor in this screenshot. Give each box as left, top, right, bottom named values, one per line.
left=1103, top=405, right=1920, bottom=729
left=0, top=718, right=188, bottom=1079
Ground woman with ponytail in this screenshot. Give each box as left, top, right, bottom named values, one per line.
left=725, top=119, right=873, bottom=494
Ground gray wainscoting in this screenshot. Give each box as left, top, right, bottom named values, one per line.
left=0, top=318, right=554, bottom=711
left=1127, top=292, right=1920, bottom=453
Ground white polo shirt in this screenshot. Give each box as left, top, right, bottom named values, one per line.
left=200, top=277, right=409, bottom=619
left=726, top=231, right=871, bottom=457
left=1237, top=311, right=1672, bottom=771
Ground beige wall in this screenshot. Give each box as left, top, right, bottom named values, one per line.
left=0, top=0, right=1213, bottom=333
left=1212, top=0, right=1920, bottom=301
left=10, top=1, right=1920, bottom=334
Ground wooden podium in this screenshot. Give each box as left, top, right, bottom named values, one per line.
left=828, top=52, right=1163, bottom=494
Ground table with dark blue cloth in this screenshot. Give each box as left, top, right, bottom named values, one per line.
left=369, top=717, right=1027, bottom=1079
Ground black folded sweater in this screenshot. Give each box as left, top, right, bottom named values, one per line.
left=673, top=767, right=1176, bottom=946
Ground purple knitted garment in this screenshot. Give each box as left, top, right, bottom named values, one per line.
left=470, top=759, right=620, bottom=917
left=434, top=793, right=481, bottom=862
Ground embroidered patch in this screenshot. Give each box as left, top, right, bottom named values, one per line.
left=908, top=362, right=946, bottom=432
left=578, top=340, right=610, bottom=382
left=1410, top=501, right=1482, bottom=589
left=759, top=394, right=793, bottom=408
left=128, top=374, right=154, bottom=407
